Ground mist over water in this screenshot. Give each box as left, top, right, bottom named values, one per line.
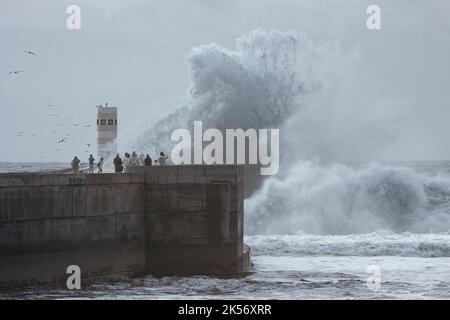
left=128, top=28, right=450, bottom=236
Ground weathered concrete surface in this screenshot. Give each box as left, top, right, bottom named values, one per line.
left=0, top=173, right=146, bottom=288
left=0, top=166, right=248, bottom=288
left=143, top=166, right=245, bottom=275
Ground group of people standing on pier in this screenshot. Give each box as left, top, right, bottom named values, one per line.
left=70, top=151, right=169, bottom=173
left=112, top=151, right=168, bottom=173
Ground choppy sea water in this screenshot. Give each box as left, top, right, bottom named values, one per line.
left=0, top=161, right=449, bottom=299
left=0, top=162, right=71, bottom=173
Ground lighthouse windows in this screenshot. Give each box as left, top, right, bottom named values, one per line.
left=97, top=119, right=117, bottom=126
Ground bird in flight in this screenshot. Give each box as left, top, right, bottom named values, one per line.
left=48, top=104, right=55, bottom=107
left=8, top=70, right=24, bottom=75
left=58, top=138, right=66, bottom=144
left=83, top=124, right=90, bottom=128
left=86, top=144, right=91, bottom=148
left=24, top=51, right=36, bottom=56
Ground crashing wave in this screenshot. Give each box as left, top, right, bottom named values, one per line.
left=245, top=162, right=450, bottom=235
left=129, top=29, right=335, bottom=156
left=127, top=29, right=450, bottom=236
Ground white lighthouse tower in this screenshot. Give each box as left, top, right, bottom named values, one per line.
left=96, top=103, right=117, bottom=159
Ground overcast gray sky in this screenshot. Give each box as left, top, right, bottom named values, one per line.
left=0, top=0, right=449, bottom=162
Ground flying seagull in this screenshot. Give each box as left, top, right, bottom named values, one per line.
left=58, top=138, right=66, bottom=144
left=86, top=144, right=91, bottom=148
left=24, top=51, right=36, bottom=56
left=8, top=70, right=24, bottom=75
left=83, top=124, right=90, bottom=128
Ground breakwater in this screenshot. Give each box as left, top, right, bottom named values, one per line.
left=0, top=165, right=249, bottom=288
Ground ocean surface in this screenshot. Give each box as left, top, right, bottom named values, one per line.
left=0, top=161, right=449, bottom=299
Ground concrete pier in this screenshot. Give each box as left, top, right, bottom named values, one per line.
left=0, top=166, right=249, bottom=288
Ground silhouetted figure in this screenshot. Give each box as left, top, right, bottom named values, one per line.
left=71, top=156, right=80, bottom=173
left=144, top=154, right=152, bottom=166
left=88, top=154, right=95, bottom=174
left=97, top=157, right=104, bottom=174
left=114, top=154, right=123, bottom=173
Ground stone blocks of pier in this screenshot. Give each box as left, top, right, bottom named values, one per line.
left=0, top=166, right=246, bottom=288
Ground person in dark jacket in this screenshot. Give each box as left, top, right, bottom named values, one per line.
left=71, top=156, right=80, bottom=173
left=88, top=154, right=95, bottom=174
left=144, top=154, right=152, bottom=166
left=113, top=154, right=123, bottom=173
left=97, top=157, right=104, bottom=174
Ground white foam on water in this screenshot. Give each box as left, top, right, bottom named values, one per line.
left=246, top=162, right=450, bottom=235
left=246, top=231, right=450, bottom=257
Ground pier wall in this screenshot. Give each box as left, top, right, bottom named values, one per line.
left=0, top=166, right=247, bottom=288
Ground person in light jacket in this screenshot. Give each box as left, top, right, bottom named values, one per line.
left=127, top=151, right=143, bottom=171
left=158, top=152, right=168, bottom=166
left=122, top=153, right=130, bottom=172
